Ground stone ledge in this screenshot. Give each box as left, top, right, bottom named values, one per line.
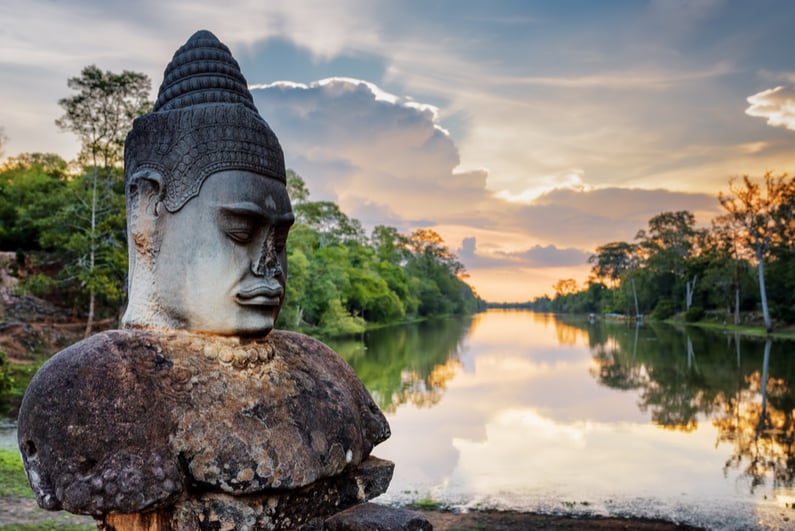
left=325, top=503, right=432, bottom=531
left=100, top=456, right=394, bottom=530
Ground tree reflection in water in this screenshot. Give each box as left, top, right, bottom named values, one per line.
left=580, top=318, right=795, bottom=493
left=327, top=316, right=472, bottom=413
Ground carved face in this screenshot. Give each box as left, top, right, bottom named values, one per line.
left=154, top=170, right=294, bottom=335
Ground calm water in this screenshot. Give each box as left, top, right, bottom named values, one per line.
left=329, top=310, right=795, bottom=530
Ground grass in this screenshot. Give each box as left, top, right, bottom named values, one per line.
left=663, top=312, right=795, bottom=340
left=0, top=449, right=95, bottom=530
left=410, top=497, right=444, bottom=510
left=0, top=525, right=94, bottom=531
left=681, top=320, right=795, bottom=340
left=0, top=449, right=33, bottom=498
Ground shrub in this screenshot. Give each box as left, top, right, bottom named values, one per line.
left=652, top=299, right=676, bottom=320
left=685, top=305, right=705, bottom=322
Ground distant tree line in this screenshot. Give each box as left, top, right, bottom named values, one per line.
left=505, top=173, right=795, bottom=332
left=278, top=171, right=485, bottom=336
left=0, top=66, right=483, bottom=337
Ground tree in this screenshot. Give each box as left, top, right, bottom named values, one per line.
left=589, top=241, right=640, bottom=317
left=407, top=229, right=465, bottom=277
left=719, top=172, right=795, bottom=332
left=0, top=154, right=69, bottom=251
left=709, top=213, right=754, bottom=324
left=56, top=65, right=151, bottom=168
left=634, top=211, right=705, bottom=313
left=286, top=169, right=310, bottom=205
left=55, top=66, right=152, bottom=335
left=589, top=241, right=634, bottom=288
left=553, top=278, right=578, bottom=297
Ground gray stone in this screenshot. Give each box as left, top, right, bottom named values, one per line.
left=325, top=503, right=433, bottom=531
left=122, top=29, right=292, bottom=336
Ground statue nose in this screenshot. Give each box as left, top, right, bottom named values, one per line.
left=251, top=232, right=282, bottom=278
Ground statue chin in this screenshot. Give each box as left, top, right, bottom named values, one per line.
left=121, top=300, right=279, bottom=337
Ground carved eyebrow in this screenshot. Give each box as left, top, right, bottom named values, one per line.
left=215, top=202, right=294, bottom=225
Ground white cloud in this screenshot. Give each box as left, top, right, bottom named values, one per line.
left=251, top=78, right=489, bottom=225
left=746, top=86, right=795, bottom=131
left=495, top=171, right=590, bottom=203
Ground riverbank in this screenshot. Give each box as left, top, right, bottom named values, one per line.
left=413, top=507, right=702, bottom=530
left=1, top=446, right=703, bottom=530
left=0, top=496, right=704, bottom=530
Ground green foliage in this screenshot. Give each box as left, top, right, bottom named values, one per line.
left=652, top=299, right=677, bottom=320
left=34, top=167, right=127, bottom=318
left=0, top=154, right=69, bottom=251
left=56, top=65, right=152, bottom=168
left=280, top=172, right=482, bottom=336
left=685, top=305, right=705, bottom=322
left=0, top=350, right=12, bottom=395
left=319, top=298, right=366, bottom=337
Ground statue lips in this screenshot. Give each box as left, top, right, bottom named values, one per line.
left=235, top=284, right=282, bottom=307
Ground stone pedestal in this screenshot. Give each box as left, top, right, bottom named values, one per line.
left=99, top=457, right=397, bottom=530
left=18, top=329, right=389, bottom=513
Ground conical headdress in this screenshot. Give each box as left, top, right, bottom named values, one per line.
left=124, top=30, right=285, bottom=212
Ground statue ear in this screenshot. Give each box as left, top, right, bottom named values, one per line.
left=128, top=170, right=164, bottom=253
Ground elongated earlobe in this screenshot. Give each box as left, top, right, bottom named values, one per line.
left=128, top=170, right=164, bottom=257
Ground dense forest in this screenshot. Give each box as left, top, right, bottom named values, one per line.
left=501, top=174, right=795, bottom=331
left=0, top=66, right=483, bottom=337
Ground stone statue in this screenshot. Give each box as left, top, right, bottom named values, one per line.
left=18, top=30, right=428, bottom=530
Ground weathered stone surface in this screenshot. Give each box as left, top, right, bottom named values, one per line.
left=18, top=329, right=390, bottom=515
left=122, top=30, right=293, bottom=337
left=99, top=457, right=394, bottom=531
left=325, top=503, right=433, bottom=531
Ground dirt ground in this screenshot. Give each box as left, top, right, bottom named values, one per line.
left=0, top=497, right=703, bottom=530
left=413, top=508, right=702, bottom=530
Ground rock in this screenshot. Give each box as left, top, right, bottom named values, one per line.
left=325, top=503, right=433, bottom=531
left=100, top=457, right=394, bottom=530
left=18, top=329, right=390, bottom=515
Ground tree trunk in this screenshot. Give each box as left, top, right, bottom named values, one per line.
left=685, top=275, right=697, bottom=310
left=756, top=245, right=772, bottom=332
left=734, top=287, right=741, bottom=325
left=631, top=275, right=640, bottom=319
left=84, top=169, right=98, bottom=338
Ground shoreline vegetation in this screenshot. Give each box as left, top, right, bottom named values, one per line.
left=489, top=175, right=795, bottom=337
left=487, top=303, right=795, bottom=340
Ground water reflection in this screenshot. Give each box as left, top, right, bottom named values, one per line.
left=582, top=318, right=795, bottom=495
left=326, top=316, right=472, bottom=413
left=364, top=310, right=795, bottom=529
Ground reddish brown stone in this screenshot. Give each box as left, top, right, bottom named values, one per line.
left=18, top=329, right=390, bottom=516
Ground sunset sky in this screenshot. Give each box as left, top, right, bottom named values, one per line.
left=3, top=0, right=795, bottom=301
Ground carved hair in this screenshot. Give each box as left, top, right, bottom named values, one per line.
left=124, top=30, right=285, bottom=213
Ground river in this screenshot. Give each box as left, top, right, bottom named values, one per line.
left=328, top=309, right=795, bottom=530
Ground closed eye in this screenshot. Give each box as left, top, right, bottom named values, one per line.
left=218, top=210, right=258, bottom=244
left=226, top=228, right=254, bottom=243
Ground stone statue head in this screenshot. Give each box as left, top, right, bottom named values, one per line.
left=121, top=30, right=294, bottom=335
